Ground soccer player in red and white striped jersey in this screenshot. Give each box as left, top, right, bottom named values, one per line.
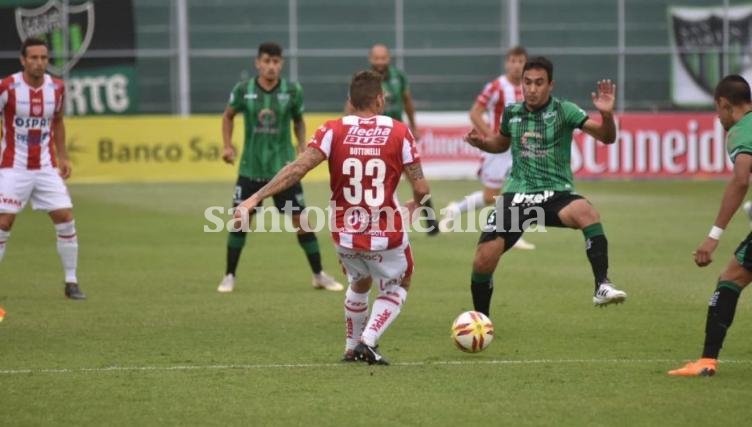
left=235, top=70, right=431, bottom=365
left=0, top=38, right=85, bottom=300
left=441, top=46, right=535, bottom=249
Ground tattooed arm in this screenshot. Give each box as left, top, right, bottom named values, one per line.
left=235, top=147, right=326, bottom=216
left=404, top=161, right=430, bottom=206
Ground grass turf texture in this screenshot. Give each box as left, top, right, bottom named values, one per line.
left=1, top=180, right=751, bottom=426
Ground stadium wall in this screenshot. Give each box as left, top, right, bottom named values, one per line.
left=65, top=112, right=730, bottom=184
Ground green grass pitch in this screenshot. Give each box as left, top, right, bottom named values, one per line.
left=1, top=180, right=751, bottom=426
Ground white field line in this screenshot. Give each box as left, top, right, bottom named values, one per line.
left=1, top=358, right=751, bottom=375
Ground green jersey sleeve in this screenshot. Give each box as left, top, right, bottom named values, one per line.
left=228, top=81, right=247, bottom=112
left=727, top=127, right=752, bottom=162
left=562, top=100, right=589, bottom=129
left=291, top=81, right=304, bottom=120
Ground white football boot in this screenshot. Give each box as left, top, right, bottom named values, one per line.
left=593, top=281, right=627, bottom=306
left=312, top=271, right=344, bottom=291
left=512, top=238, right=536, bottom=250
left=217, top=274, right=235, bottom=293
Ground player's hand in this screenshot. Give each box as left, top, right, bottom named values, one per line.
left=58, top=158, right=72, bottom=179
left=591, top=79, right=616, bottom=114
left=693, top=237, right=719, bottom=267
left=233, top=196, right=259, bottom=221
left=464, top=128, right=485, bottom=149
left=222, top=146, right=236, bottom=164
left=410, top=127, right=421, bottom=141
left=404, top=199, right=419, bottom=223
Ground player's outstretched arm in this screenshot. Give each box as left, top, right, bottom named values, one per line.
left=694, top=153, right=752, bottom=267
left=464, top=128, right=510, bottom=153
left=234, top=147, right=326, bottom=216
left=582, top=79, right=617, bottom=144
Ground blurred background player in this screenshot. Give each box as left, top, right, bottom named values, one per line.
left=235, top=70, right=430, bottom=365
left=464, top=56, right=627, bottom=316
left=442, top=46, right=534, bottom=250
left=0, top=37, right=85, bottom=300
left=367, top=44, right=438, bottom=235
left=217, top=42, right=342, bottom=293
left=669, top=75, right=752, bottom=377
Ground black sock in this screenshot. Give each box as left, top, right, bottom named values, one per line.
left=702, top=281, right=742, bottom=359
left=471, top=271, right=494, bottom=316
left=583, top=223, right=608, bottom=291
left=424, top=199, right=439, bottom=234
left=226, top=231, right=246, bottom=276
left=297, top=232, right=323, bottom=274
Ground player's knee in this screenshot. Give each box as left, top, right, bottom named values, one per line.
left=719, top=262, right=752, bottom=287
left=482, top=189, right=499, bottom=205
left=472, top=253, right=497, bottom=274
left=400, top=275, right=412, bottom=291
left=49, top=208, right=74, bottom=224
left=0, top=214, right=15, bottom=231
left=292, top=213, right=311, bottom=234
left=566, top=201, right=600, bottom=228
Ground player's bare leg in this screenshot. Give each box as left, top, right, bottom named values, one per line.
left=49, top=208, right=85, bottom=300
left=558, top=199, right=625, bottom=306
left=0, top=213, right=17, bottom=263
left=294, top=213, right=343, bottom=291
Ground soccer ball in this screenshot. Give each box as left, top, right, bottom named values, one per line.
left=451, top=311, right=494, bottom=353
left=0, top=306, right=5, bottom=323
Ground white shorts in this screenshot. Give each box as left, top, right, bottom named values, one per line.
left=336, top=240, right=414, bottom=291
left=478, top=151, right=513, bottom=189
left=0, top=168, right=73, bottom=213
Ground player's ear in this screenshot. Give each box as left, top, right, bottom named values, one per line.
left=718, top=97, right=731, bottom=112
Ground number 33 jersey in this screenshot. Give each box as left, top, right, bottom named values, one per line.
left=308, top=115, right=420, bottom=251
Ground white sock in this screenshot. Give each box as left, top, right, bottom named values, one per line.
left=0, top=229, right=9, bottom=263
left=344, top=286, right=369, bottom=351
left=361, top=286, right=408, bottom=347
left=55, top=221, right=78, bottom=283
left=455, top=191, right=486, bottom=214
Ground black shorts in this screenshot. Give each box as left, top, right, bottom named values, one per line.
left=232, top=176, right=307, bottom=213
left=734, top=231, right=752, bottom=272
left=478, top=191, right=585, bottom=247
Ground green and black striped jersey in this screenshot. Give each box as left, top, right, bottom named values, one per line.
left=726, top=111, right=752, bottom=163
left=228, top=77, right=304, bottom=179
left=381, top=66, right=409, bottom=121
left=500, top=97, right=588, bottom=193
